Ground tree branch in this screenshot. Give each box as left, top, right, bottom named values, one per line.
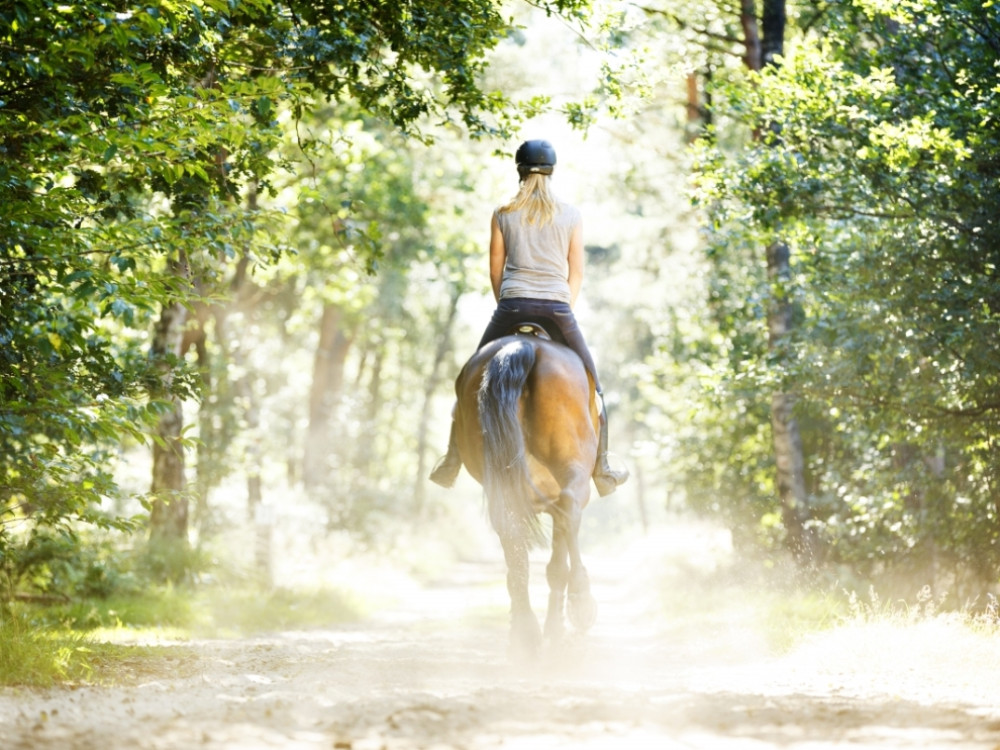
left=632, top=3, right=746, bottom=47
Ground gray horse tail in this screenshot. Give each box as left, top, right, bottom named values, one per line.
left=478, top=339, right=545, bottom=549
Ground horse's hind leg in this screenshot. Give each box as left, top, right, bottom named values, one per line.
left=544, top=513, right=570, bottom=640
left=548, top=477, right=597, bottom=635
left=563, top=484, right=598, bottom=632
left=500, top=535, right=542, bottom=660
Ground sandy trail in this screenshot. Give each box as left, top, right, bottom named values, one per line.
left=3, top=525, right=1000, bottom=749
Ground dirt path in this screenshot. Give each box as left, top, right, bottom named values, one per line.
left=3, top=527, right=1000, bottom=749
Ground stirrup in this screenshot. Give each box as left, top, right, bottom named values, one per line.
left=593, top=461, right=628, bottom=497
left=429, top=453, right=461, bottom=488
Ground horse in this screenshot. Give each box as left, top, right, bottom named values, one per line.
left=452, top=330, right=600, bottom=658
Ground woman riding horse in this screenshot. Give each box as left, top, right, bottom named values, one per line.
left=430, top=139, right=628, bottom=497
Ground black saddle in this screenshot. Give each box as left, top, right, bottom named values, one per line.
left=509, top=321, right=553, bottom=341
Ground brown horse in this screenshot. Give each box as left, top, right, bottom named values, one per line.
left=452, top=332, right=599, bottom=657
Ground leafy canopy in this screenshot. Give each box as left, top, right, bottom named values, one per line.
left=690, top=0, right=1000, bottom=582
left=0, top=0, right=591, bottom=596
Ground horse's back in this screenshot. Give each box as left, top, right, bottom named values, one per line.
left=459, top=335, right=589, bottom=393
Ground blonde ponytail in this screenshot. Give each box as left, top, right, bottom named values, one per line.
left=498, top=173, right=558, bottom=226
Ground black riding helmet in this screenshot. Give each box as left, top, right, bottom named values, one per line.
left=515, top=139, right=556, bottom=178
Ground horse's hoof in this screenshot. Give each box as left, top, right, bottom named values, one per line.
left=508, top=631, right=541, bottom=663
left=508, top=639, right=539, bottom=664
left=508, top=614, right=542, bottom=663
left=543, top=617, right=566, bottom=642
left=568, top=592, right=597, bottom=631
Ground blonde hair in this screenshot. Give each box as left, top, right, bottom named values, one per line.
left=498, top=173, right=558, bottom=226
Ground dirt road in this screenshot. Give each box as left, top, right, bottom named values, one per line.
left=3, top=526, right=1000, bottom=749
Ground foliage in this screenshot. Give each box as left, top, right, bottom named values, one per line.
left=688, top=0, right=1000, bottom=589
left=1, top=528, right=145, bottom=602
left=0, top=1, right=594, bottom=597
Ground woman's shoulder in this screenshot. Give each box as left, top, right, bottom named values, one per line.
left=494, top=205, right=515, bottom=224
left=557, top=201, right=582, bottom=224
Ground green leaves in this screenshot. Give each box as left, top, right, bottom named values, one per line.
left=692, top=0, right=1000, bottom=579
left=2, top=0, right=601, bottom=594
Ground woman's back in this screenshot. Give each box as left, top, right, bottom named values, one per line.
left=495, top=202, right=581, bottom=303
left=430, top=137, right=627, bottom=497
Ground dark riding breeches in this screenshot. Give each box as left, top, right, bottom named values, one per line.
left=477, top=297, right=602, bottom=391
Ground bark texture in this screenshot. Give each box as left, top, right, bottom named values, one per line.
left=767, top=240, right=810, bottom=557
left=149, top=254, right=190, bottom=544
left=744, top=0, right=812, bottom=560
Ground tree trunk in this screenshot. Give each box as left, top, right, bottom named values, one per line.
left=414, top=288, right=461, bottom=517
left=740, top=0, right=761, bottom=72
left=351, top=344, right=385, bottom=477
left=635, top=461, right=649, bottom=534
left=742, top=0, right=812, bottom=561
left=686, top=72, right=699, bottom=126
left=237, top=188, right=263, bottom=518
left=149, top=253, right=190, bottom=547
left=760, top=0, right=786, bottom=67
left=178, top=298, right=216, bottom=533
left=767, top=240, right=810, bottom=557
left=304, top=303, right=354, bottom=486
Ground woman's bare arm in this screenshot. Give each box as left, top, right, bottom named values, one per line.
left=489, top=213, right=506, bottom=302
left=567, top=221, right=584, bottom=308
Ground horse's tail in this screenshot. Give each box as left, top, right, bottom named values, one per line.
left=478, top=339, right=545, bottom=549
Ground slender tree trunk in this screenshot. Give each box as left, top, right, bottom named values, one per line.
left=686, top=73, right=699, bottom=125
left=635, top=461, right=649, bottom=534
left=685, top=73, right=701, bottom=143
left=149, top=253, right=190, bottom=547
left=233, top=187, right=264, bottom=519
left=767, top=241, right=809, bottom=555
left=182, top=302, right=213, bottom=532
left=365, top=348, right=385, bottom=425
left=346, top=340, right=385, bottom=477
left=234, top=296, right=263, bottom=519
left=683, top=66, right=716, bottom=142
left=414, top=288, right=461, bottom=516
left=742, top=0, right=812, bottom=561
left=740, top=0, right=761, bottom=71
left=761, top=0, right=786, bottom=67
left=304, top=303, right=354, bottom=486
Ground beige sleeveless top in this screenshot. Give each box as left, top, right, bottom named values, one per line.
left=495, top=203, right=581, bottom=303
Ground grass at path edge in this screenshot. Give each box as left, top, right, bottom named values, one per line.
left=0, top=583, right=364, bottom=687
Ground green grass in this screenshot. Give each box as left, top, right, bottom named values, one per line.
left=656, top=550, right=1000, bottom=661
left=655, top=556, right=849, bottom=655
left=187, top=585, right=368, bottom=636
left=0, top=613, right=189, bottom=687
left=757, top=588, right=845, bottom=651
left=0, top=583, right=365, bottom=687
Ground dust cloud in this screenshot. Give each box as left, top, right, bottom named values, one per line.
left=3, top=516, right=1000, bottom=749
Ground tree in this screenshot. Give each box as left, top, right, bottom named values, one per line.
left=628, top=0, right=812, bottom=558
left=695, top=0, right=1000, bottom=590
left=749, top=0, right=813, bottom=561
left=0, top=0, right=593, bottom=590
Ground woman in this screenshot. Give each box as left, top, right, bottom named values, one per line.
left=431, top=139, right=628, bottom=496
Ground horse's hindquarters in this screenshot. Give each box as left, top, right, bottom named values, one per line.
left=452, top=335, right=599, bottom=656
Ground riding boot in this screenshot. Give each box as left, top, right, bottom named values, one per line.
left=429, top=419, right=462, bottom=488
left=593, top=393, right=629, bottom=497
